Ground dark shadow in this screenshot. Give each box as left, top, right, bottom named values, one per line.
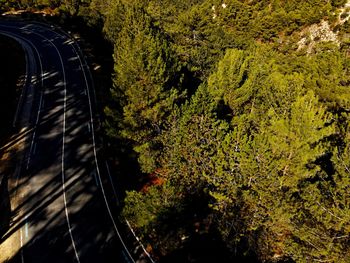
left=0, top=34, right=25, bottom=144
left=0, top=19, right=151, bottom=263
left=128, top=191, right=260, bottom=263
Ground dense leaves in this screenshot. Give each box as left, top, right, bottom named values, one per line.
left=104, top=3, right=185, bottom=173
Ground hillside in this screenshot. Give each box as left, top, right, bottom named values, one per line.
left=1, top=1, right=350, bottom=262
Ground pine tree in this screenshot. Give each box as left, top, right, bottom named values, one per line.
left=105, top=3, right=184, bottom=173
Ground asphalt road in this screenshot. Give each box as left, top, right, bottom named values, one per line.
left=0, top=21, right=144, bottom=263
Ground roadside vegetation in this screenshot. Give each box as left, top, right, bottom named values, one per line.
left=1, top=0, right=350, bottom=262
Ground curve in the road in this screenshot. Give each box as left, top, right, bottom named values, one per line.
left=0, top=27, right=81, bottom=263
left=0, top=22, right=133, bottom=263
left=0, top=30, right=44, bottom=263
left=30, top=23, right=155, bottom=263
left=27, top=24, right=136, bottom=263
left=0, top=30, right=44, bottom=171
left=0, top=25, right=80, bottom=263
left=34, top=29, right=81, bottom=263
left=0, top=21, right=157, bottom=263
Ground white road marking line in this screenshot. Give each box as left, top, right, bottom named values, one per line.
left=0, top=28, right=44, bottom=263
left=70, top=34, right=156, bottom=263
left=0, top=30, right=46, bottom=263
left=0, top=30, right=44, bottom=171
left=2, top=24, right=153, bottom=263
left=37, top=33, right=83, bottom=263
left=125, top=219, right=154, bottom=261
left=105, top=161, right=119, bottom=205
left=0, top=26, right=81, bottom=263
left=52, top=26, right=158, bottom=263
left=70, top=41, right=137, bottom=263
left=0, top=30, right=33, bottom=129
left=52, top=28, right=137, bottom=263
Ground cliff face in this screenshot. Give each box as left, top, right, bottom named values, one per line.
left=339, top=0, right=350, bottom=24
left=297, top=20, right=339, bottom=53
left=297, top=0, right=350, bottom=53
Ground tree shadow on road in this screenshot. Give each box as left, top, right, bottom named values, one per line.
left=0, top=175, right=11, bottom=238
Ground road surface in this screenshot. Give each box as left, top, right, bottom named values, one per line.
left=0, top=20, right=144, bottom=263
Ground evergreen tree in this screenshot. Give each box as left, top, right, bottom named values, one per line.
left=105, top=3, right=184, bottom=173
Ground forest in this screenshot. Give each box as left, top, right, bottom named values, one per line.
left=1, top=0, right=350, bottom=262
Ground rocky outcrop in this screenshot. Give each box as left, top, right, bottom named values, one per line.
left=297, top=0, right=350, bottom=53
left=297, top=20, right=340, bottom=53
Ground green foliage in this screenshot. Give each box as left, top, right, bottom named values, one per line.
left=206, top=50, right=339, bottom=258
left=101, top=0, right=125, bottom=42
left=105, top=3, right=184, bottom=173
left=159, top=85, right=229, bottom=192
left=108, top=2, right=350, bottom=261
left=122, top=183, right=179, bottom=230
left=4, top=0, right=350, bottom=261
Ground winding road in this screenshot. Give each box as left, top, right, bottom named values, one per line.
left=0, top=20, right=143, bottom=263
